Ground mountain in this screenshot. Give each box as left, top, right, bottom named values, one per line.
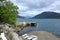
left=17, top=15, right=25, bottom=18
left=33, top=12, right=60, bottom=19
left=17, top=15, right=33, bottom=18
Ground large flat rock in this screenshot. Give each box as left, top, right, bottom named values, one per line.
left=27, top=31, right=60, bottom=40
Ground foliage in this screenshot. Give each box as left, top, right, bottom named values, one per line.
left=0, top=0, right=18, bottom=24
left=0, top=0, right=5, bottom=1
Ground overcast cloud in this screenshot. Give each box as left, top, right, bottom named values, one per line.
left=10, top=0, right=60, bottom=18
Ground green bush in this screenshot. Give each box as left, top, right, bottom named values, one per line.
left=0, top=0, right=18, bottom=24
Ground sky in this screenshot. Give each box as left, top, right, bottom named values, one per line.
left=10, top=0, right=60, bottom=18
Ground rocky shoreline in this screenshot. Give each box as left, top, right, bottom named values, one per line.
left=0, top=22, right=60, bottom=40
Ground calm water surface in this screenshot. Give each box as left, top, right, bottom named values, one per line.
left=17, top=18, right=60, bottom=37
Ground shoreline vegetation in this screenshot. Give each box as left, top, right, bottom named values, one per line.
left=0, top=0, right=20, bottom=39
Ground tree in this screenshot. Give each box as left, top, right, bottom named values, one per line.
left=0, top=0, right=18, bottom=24
left=0, top=0, right=6, bottom=1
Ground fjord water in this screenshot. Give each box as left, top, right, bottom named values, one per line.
left=17, top=18, right=60, bottom=37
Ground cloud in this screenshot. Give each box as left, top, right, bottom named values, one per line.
left=16, top=0, right=55, bottom=9
left=10, top=0, right=60, bottom=18
left=40, top=0, right=60, bottom=13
